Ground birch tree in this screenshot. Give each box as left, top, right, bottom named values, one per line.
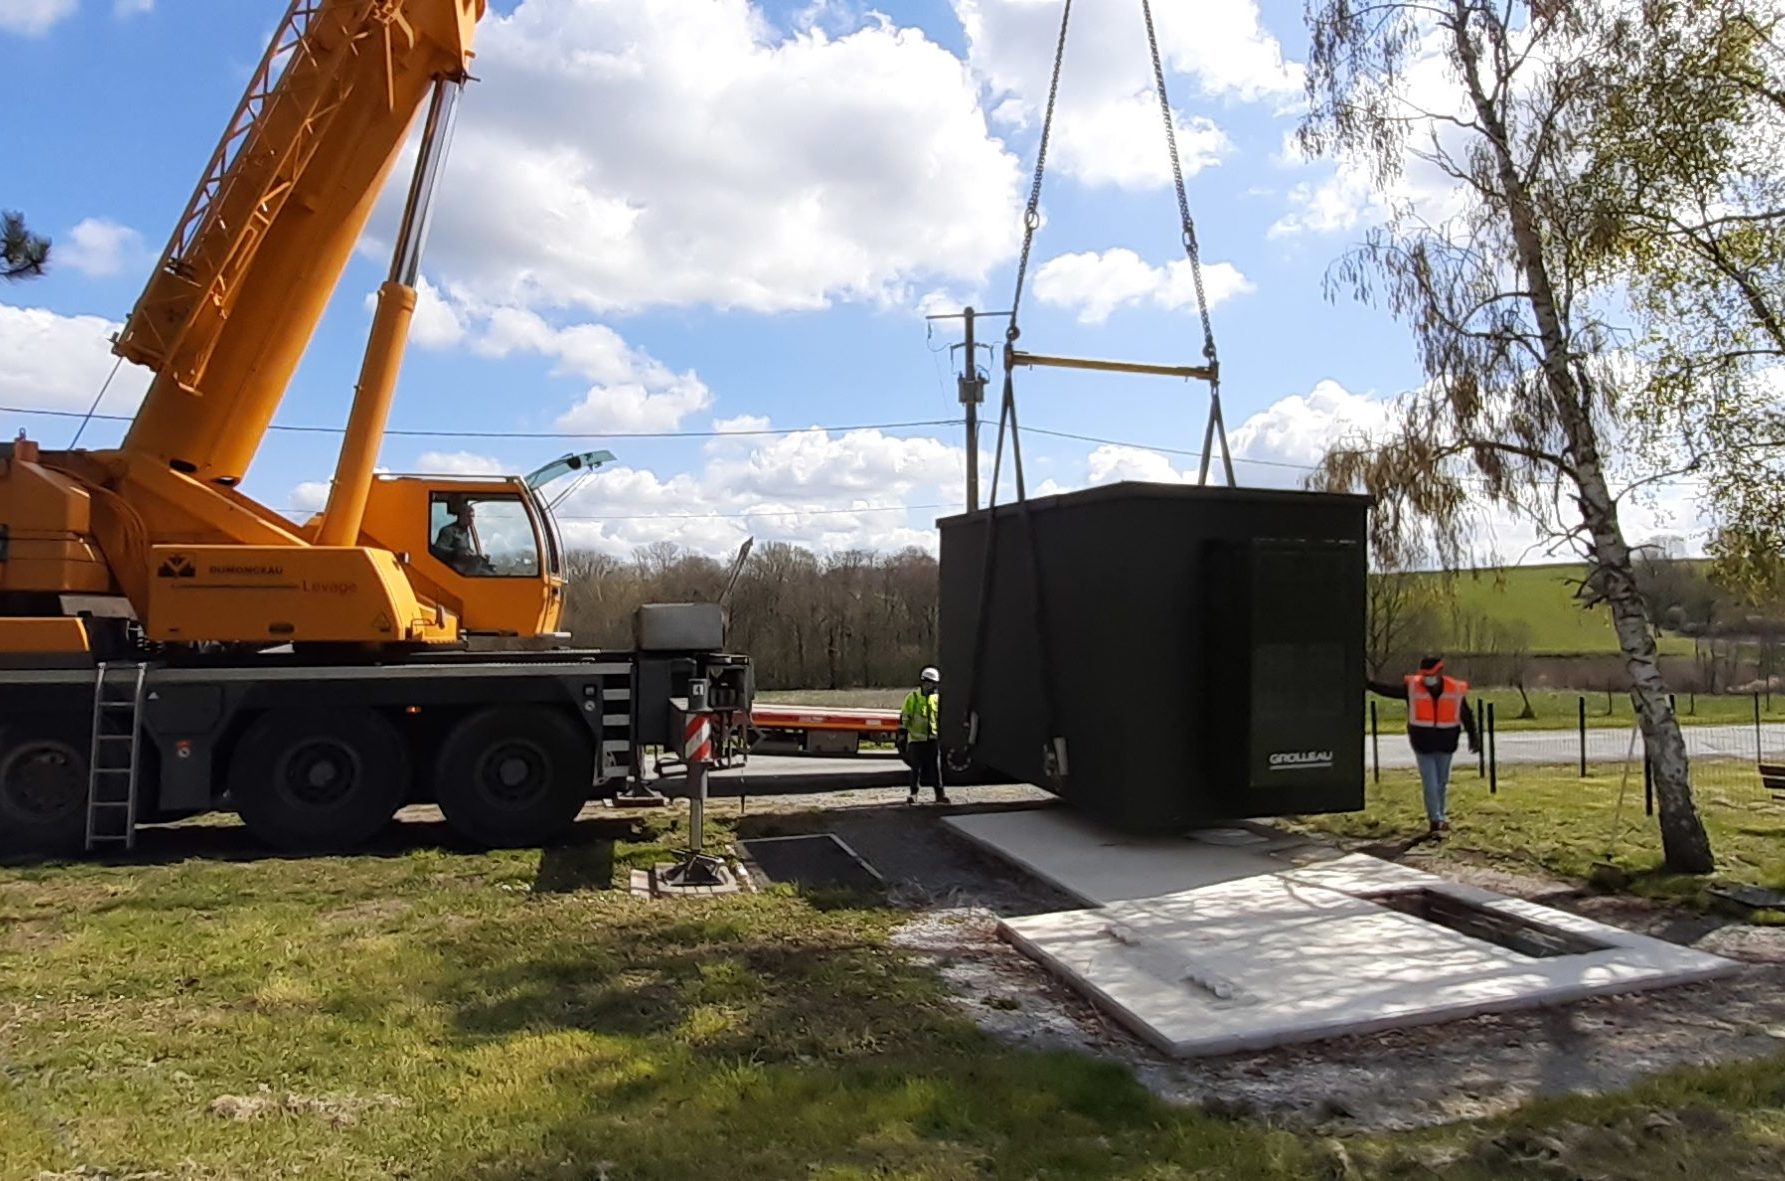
left=1575, top=1, right=1785, bottom=596
left=1298, top=0, right=1722, bottom=870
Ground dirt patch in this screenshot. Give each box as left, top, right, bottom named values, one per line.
left=1, top=919, right=67, bottom=953
left=317, top=899, right=414, bottom=928
left=855, top=801, right=1785, bottom=1132
left=207, top=1086, right=408, bottom=1129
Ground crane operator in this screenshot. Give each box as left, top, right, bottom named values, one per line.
left=433, top=498, right=488, bottom=575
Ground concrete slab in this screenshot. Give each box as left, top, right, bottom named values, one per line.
left=942, top=808, right=1320, bottom=905
left=1001, top=854, right=1740, bottom=1058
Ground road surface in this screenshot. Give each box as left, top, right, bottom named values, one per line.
left=1373, top=722, right=1785, bottom=769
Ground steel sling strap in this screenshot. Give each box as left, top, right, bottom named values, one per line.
left=958, top=0, right=1074, bottom=789
left=1141, top=0, right=1234, bottom=487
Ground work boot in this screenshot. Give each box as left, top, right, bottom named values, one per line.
left=906, top=792, right=918, bottom=806
left=934, top=793, right=952, bottom=806
left=1437, top=820, right=1451, bottom=833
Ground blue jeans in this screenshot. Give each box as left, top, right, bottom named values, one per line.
left=1415, top=750, right=1454, bottom=825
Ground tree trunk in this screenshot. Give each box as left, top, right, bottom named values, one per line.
left=1451, top=4, right=1713, bottom=871
left=1574, top=456, right=1715, bottom=872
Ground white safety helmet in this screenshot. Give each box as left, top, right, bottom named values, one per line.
left=920, top=666, right=940, bottom=684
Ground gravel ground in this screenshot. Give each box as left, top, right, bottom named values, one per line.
left=733, top=788, right=1785, bottom=1132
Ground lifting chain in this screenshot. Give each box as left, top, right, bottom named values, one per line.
left=1140, top=0, right=1234, bottom=486
left=1000, top=0, right=1235, bottom=486
left=1005, top=0, right=1073, bottom=347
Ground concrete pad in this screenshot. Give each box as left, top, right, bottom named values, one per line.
left=1001, top=855, right=1740, bottom=1058
left=942, top=808, right=1317, bottom=905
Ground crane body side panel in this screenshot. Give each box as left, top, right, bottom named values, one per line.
left=144, top=544, right=451, bottom=644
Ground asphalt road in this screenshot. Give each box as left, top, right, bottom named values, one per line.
left=1373, top=721, right=1785, bottom=768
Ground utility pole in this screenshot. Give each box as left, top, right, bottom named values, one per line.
left=962, top=307, right=981, bottom=512
left=926, top=307, right=1008, bottom=513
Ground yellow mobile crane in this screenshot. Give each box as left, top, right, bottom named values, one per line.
left=0, top=0, right=748, bottom=855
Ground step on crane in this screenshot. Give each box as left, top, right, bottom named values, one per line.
left=0, top=0, right=750, bottom=856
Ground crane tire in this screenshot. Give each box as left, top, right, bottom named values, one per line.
left=0, top=720, right=89, bottom=858
left=433, top=706, right=591, bottom=848
left=229, top=708, right=408, bottom=852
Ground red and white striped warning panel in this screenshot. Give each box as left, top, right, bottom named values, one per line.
left=684, top=713, right=712, bottom=762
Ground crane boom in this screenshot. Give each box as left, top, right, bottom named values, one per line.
left=115, top=0, right=483, bottom=487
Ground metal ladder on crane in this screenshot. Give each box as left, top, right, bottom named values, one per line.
left=86, top=662, right=147, bottom=852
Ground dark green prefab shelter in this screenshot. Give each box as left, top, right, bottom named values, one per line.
left=939, top=481, right=1369, bottom=834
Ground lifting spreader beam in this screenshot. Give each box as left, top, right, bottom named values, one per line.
left=1006, top=350, right=1217, bottom=384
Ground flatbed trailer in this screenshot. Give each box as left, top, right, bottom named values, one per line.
left=749, top=704, right=901, bottom=755
left=0, top=647, right=749, bottom=856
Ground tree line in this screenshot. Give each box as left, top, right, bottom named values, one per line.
left=563, top=542, right=938, bottom=691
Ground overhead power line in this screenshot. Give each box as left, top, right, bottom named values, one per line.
left=0, top=405, right=964, bottom=441
left=1021, top=426, right=1320, bottom=472
left=272, top=502, right=964, bottom=523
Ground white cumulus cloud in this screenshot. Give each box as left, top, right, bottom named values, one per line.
left=1032, top=248, right=1253, bottom=324
left=0, top=301, right=150, bottom=414
left=398, top=0, right=1023, bottom=315
left=1267, top=32, right=1489, bottom=240
left=0, top=0, right=77, bottom=36
left=58, top=217, right=146, bottom=278
left=953, top=0, right=1300, bottom=190
left=413, top=450, right=507, bottom=476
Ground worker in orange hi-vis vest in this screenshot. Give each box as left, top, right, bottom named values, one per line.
left=1368, top=655, right=1480, bottom=835
left=899, top=666, right=949, bottom=806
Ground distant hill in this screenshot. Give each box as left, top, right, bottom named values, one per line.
left=1419, top=563, right=1695, bottom=657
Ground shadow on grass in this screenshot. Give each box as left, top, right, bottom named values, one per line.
left=532, top=838, right=619, bottom=894
left=411, top=897, right=1282, bottom=1181
left=0, top=814, right=645, bottom=871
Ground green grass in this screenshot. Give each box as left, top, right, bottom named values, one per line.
left=3, top=811, right=1783, bottom=1179
left=1431, top=562, right=1696, bottom=656
left=1295, top=764, right=1785, bottom=904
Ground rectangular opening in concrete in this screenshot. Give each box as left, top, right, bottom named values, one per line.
left=1365, top=889, right=1612, bottom=958
left=739, top=833, right=882, bottom=893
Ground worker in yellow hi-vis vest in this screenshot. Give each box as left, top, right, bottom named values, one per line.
left=899, top=666, right=949, bottom=805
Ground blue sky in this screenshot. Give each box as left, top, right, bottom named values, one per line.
left=0, top=0, right=1699, bottom=559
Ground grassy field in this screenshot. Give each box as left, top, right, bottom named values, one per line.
left=1295, top=765, right=1785, bottom=904
left=1432, top=562, right=1697, bottom=656
left=1, top=809, right=1783, bottom=1178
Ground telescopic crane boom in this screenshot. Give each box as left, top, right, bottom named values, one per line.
left=0, top=0, right=581, bottom=651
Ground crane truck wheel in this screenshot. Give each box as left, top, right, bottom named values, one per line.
left=0, top=722, right=89, bottom=857
left=433, top=706, right=592, bottom=848
left=228, top=709, right=409, bottom=852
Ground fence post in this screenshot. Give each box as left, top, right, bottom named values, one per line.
left=1757, top=692, right=1764, bottom=763
left=1370, top=700, right=1380, bottom=784
left=1578, top=695, right=1587, bottom=778
left=1487, top=701, right=1498, bottom=794
left=1476, top=697, right=1486, bottom=778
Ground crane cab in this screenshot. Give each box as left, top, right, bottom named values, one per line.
left=357, top=474, right=565, bottom=640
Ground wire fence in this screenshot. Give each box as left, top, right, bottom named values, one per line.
left=1367, top=692, right=1785, bottom=815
